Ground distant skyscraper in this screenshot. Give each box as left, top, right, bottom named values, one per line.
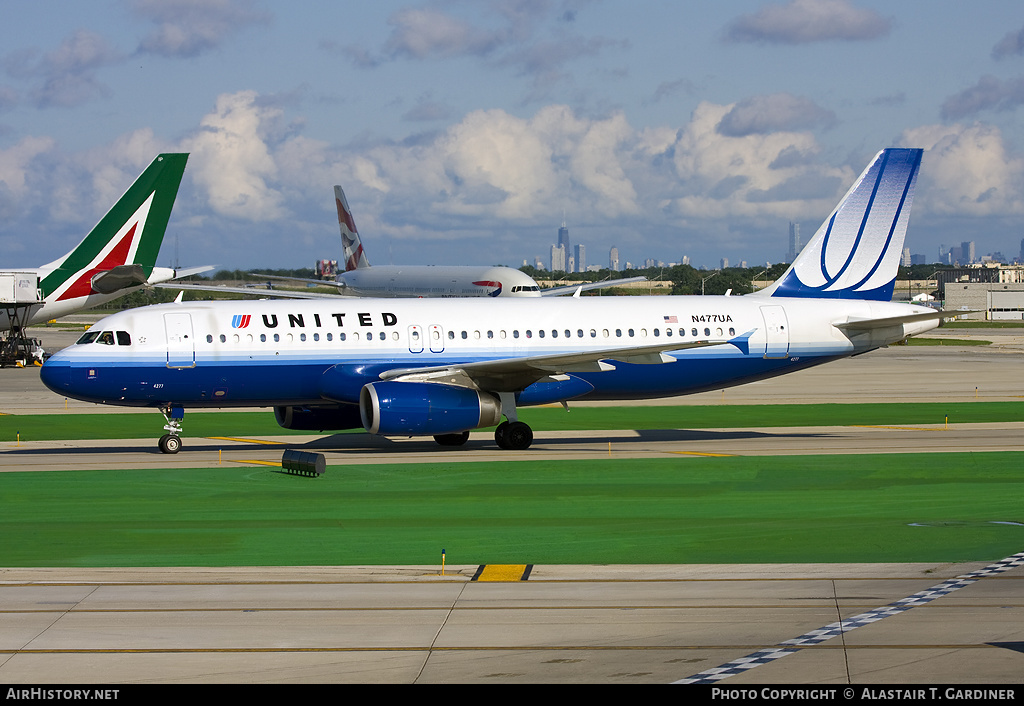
left=558, top=221, right=570, bottom=264
left=720, top=257, right=729, bottom=269
left=902, top=247, right=912, bottom=267
left=961, top=241, right=976, bottom=264
left=574, top=244, right=585, bottom=273
left=787, top=222, right=801, bottom=262
left=551, top=244, right=566, bottom=272
left=609, top=246, right=619, bottom=271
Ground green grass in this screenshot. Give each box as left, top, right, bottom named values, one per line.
left=3, top=401, right=1023, bottom=442
left=907, top=337, right=991, bottom=346
left=1, top=453, right=1020, bottom=567
left=944, top=321, right=1024, bottom=328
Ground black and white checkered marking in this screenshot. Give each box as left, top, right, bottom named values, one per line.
left=675, top=550, right=1024, bottom=684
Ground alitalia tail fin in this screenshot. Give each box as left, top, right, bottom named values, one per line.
left=757, top=148, right=923, bottom=301
left=335, top=185, right=370, bottom=271
left=39, top=154, right=188, bottom=302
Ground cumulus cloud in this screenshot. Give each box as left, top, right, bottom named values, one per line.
left=0, top=136, right=55, bottom=205
left=3, top=29, right=122, bottom=108
left=941, top=75, right=1024, bottom=120
left=132, top=0, right=270, bottom=58
left=717, top=93, right=836, bottom=136
left=724, top=0, right=891, bottom=44
left=901, top=123, right=1024, bottom=216
left=182, top=90, right=287, bottom=220
left=670, top=101, right=848, bottom=222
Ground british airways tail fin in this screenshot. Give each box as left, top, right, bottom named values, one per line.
left=757, top=148, right=923, bottom=301
left=335, top=185, right=370, bottom=271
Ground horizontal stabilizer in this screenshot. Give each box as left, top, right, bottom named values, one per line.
left=173, top=265, right=216, bottom=279
left=90, top=264, right=147, bottom=294
left=834, top=309, right=972, bottom=331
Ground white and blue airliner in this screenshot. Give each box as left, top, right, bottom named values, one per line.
left=42, top=148, right=948, bottom=454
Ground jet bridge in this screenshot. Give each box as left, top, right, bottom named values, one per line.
left=1, top=272, right=45, bottom=367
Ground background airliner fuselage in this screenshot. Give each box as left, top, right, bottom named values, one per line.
left=335, top=264, right=541, bottom=298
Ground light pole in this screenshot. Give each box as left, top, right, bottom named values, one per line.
left=751, top=269, right=767, bottom=294
left=701, top=271, right=718, bottom=295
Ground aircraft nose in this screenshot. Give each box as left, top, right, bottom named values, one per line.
left=39, top=357, right=70, bottom=395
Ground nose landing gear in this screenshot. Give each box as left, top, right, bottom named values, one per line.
left=158, top=405, right=184, bottom=454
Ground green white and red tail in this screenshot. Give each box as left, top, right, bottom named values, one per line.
left=34, top=153, right=188, bottom=319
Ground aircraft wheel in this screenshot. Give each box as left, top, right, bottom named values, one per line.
left=502, top=421, right=533, bottom=451
left=159, top=434, right=181, bottom=454
left=434, top=431, right=470, bottom=446
left=494, top=421, right=510, bottom=449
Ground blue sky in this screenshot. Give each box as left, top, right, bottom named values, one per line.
left=3, top=0, right=1024, bottom=272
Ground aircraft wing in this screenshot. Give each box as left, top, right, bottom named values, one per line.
left=378, top=338, right=730, bottom=392
left=152, top=282, right=351, bottom=299
left=540, top=276, right=647, bottom=297
left=262, top=274, right=344, bottom=288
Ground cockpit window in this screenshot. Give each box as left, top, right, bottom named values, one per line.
left=76, top=332, right=99, bottom=345
left=116, top=331, right=131, bottom=346
left=97, top=331, right=115, bottom=345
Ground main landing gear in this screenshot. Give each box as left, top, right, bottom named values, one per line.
left=429, top=392, right=536, bottom=451
left=158, top=405, right=184, bottom=454
left=493, top=392, right=533, bottom=450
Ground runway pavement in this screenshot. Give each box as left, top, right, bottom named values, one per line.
left=1, top=328, right=1022, bottom=684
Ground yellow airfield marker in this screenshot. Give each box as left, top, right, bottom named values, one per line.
left=473, top=564, right=532, bottom=582
left=207, top=436, right=284, bottom=445
left=669, top=451, right=735, bottom=457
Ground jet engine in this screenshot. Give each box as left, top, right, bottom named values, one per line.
left=359, top=381, right=502, bottom=436
left=274, top=404, right=364, bottom=431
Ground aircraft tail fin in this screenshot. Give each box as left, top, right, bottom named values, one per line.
left=336, top=185, right=369, bottom=271
left=757, top=148, right=923, bottom=301
left=39, top=153, right=188, bottom=302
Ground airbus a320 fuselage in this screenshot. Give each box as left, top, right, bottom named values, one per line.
left=42, top=148, right=943, bottom=454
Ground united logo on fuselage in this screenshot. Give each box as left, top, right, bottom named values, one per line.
left=229, top=311, right=399, bottom=329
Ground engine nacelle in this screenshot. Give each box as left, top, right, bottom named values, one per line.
left=359, top=381, right=502, bottom=436
left=274, top=404, right=363, bottom=431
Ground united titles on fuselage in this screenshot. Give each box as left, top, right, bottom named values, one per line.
left=242, top=311, right=400, bottom=329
